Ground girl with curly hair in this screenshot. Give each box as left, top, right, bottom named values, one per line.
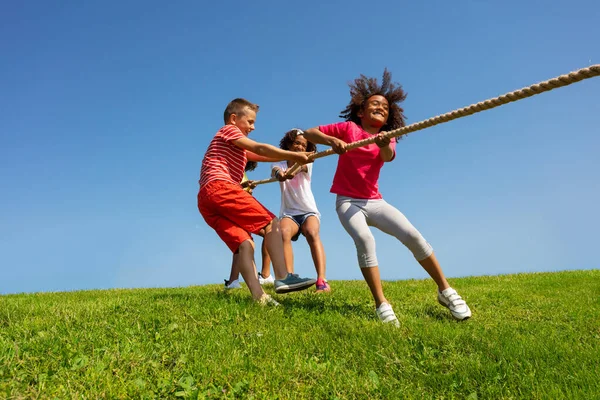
left=269, top=129, right=330, bottom=292
left=303, top=70, right=471, bottom=325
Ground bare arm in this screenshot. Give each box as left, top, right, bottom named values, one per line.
left=272, top=165, right=286, bottom=181
left=272, top=164, right=307, bottom=181
left=233, top=136, right=310, bottom=164
left=303, top=128, right=348, bottom=154
left=246, top=152, right=279, bottom=162
left=374, top=134, right=395, bottom=162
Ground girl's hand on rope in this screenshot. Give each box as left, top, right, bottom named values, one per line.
left=283, top=171, right=295, bottom=180
left=374, top=133, right=391, bottom=148
left=283, top=166, right=304, bottom=180
left=327, top=137, right=348, bottom=154
left=274, top=169, right=287, bottom=182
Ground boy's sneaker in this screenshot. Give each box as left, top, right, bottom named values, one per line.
left=315, top=278, right=331, bottom=292
left=257, top=294, right=280, bottom=307
left=438, top=287, right=472, bottom=321
left=258, top=273, right=275, bottom=286
left=274, top=273, right=316, bottom=294
left=376, top=303, right=400, bottom=327
left=224, top=279, right=241, bottom=289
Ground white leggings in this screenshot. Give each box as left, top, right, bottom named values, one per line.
left=335, top=195, right=433, bottom=268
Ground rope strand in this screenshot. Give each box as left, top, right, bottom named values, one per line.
left=252, top=65, right=600, bottom=185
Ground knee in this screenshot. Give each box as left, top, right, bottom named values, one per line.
left=238, top=240, right=254, bottom=256
left=355, top=232, right=375, bottom=249
left=263, top=218, right=277, bottom=234
left=303, top=228, right=319, bottom=242
left=401, top=230, right=432, bottom=260
left=405, top=230, right=423, bottom=245
left=280, top=227, right=294, bottom=241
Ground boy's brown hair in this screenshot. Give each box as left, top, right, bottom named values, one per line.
left=223, top=98, right=260, bottom=124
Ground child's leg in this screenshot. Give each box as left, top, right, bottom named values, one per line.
left=368, top=200, right=449, bottom=291
left=236, top=239, right=265, bottom=300
left=417, top=252, right=449, bottom=291
left=300, top=216, right=326, bottom=281
left=263, top=218, right=289, bottom=280
left=360, top=266, right=387, bottom=307
left=228, top=253, right=240, bottom=283
left=336, top=199, right=389, bottom=307
left=366, top=200, right=470, bottom=320
left=280, top=217, right=300, bottom=274
left=230, top=240, right=260, bottom=282
left=260, top=238, right=272, bottom=277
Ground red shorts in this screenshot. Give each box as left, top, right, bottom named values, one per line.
left=198, top=180, right=275, bottom=253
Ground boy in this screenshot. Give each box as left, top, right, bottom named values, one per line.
left=198, top=98, right=316, bottom=305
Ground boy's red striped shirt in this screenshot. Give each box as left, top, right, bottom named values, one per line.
left=199, top=125, right=246, bottom=188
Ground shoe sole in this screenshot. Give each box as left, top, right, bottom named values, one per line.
left=274, top=279, right=316, bottom=294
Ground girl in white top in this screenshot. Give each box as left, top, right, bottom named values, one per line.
left=272, top=129, right=329, bottom=292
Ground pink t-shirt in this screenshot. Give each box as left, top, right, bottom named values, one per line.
left=199, top=125, right=246, bottom=188
left=319, top=121, right=396, bottom=200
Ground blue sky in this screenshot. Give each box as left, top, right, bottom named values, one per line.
left=1, top=1, right=598, bottom=294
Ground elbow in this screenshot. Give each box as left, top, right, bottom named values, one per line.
left=254, top=144, right=267, bottom=156
left=380, top=151, right=395, bottom=162
left=303, top=127, right=319, bottom=141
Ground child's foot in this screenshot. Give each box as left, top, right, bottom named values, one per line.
left=257, top=294, right=280, bottom=307
left=274, top=273, right=316, bottom=294
left=224, top=279, right=241, bottom=289
left=376, top=302, right=400, bottom=327
left=258, top=273, right=275, bottom=286
left=315, top=278, right=330, bottom=292
left=437, top=287, right=471, bottom=320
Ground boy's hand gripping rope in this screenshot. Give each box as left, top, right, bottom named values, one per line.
left=253, top=64, right=600, bottom=186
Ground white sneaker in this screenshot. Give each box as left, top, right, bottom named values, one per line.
left=376, top=303, right=400, bottom=327
left=258, top=273, right=275, bottom=286
left=438, top=287, right=471, bottom=320
left=224, top=279, right=241, bottom=289
left=257, top=294, right=280, bottom=307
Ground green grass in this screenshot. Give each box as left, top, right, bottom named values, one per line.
left=1, top=270, right=599, bottom=399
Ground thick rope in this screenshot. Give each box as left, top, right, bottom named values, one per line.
left=253, top=64, right=600, bottom=185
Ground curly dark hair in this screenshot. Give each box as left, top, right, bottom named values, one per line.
left=279, top=129, right=317, bottom=152
left=339, top=68, right=407, bottom=133
left=245, top=161, right=257, bottom=172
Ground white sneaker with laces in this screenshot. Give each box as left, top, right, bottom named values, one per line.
left=376, top=302, right=400, bottom=327
left=258, top=273, right=275, bottom=286
left=438, top=287, right=471, bottom=320
left=224, top=279, right=241, bottom=289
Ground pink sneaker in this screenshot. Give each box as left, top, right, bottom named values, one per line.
left=315, top=278, right=330, bottom=292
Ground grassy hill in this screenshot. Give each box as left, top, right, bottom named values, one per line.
left=1, top=270, right=598, bottom=399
